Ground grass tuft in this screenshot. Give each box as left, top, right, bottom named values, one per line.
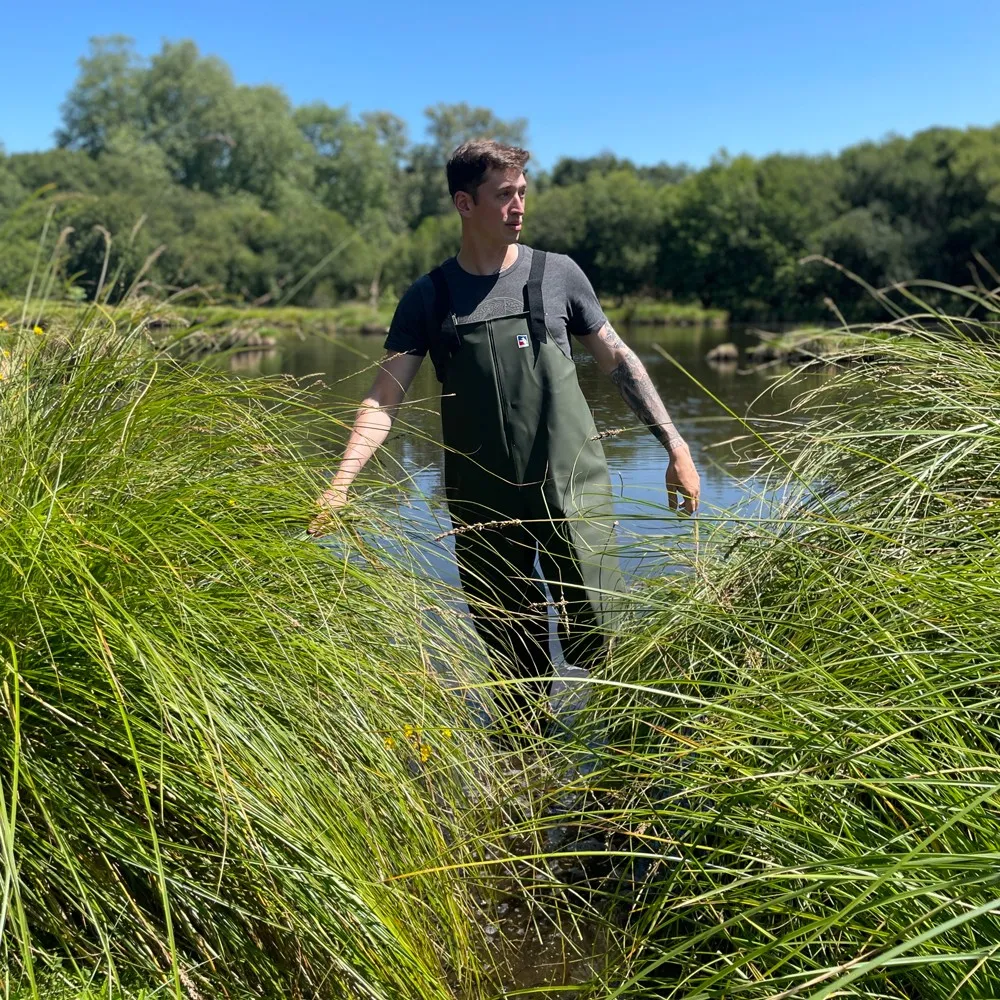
left=576, top=291, right=1000, bottom=997
left=0, top=319, right=504, bottom=999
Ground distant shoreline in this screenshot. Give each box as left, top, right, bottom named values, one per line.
left=0, top=297, right=729, bottom=353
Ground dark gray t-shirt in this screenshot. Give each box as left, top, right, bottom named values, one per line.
left=383, top=245, right=607, bottom=360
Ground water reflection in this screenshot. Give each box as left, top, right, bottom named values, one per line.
left=227, top=347, right=278, bottom=372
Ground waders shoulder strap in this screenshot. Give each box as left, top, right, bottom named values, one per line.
left=427, top=266, right=461, bottom=384
left=524, top=249, right=547, bottom=343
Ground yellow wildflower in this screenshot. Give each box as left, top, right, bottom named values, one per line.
left=0, top=319, right=8, bottom=330
left=419, top=744, right=432, bottom=763
left=383, top=737, right=396, bottom=749
left=403, top=723, right=419, bottom=741
left=33, top=325, right=44, bottom=336
left=442, top=728, right=453, bottom=741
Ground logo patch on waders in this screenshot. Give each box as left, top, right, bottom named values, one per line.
left=516, top=334, right=529, bottom=349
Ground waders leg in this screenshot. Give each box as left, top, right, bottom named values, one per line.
left=534, top=511, right=622, bottom=673
left=454, top=523, right=552, bottom=741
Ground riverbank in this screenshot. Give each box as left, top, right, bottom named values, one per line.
left=0, top=317, right=515, bottom=999
left=0, top=297, right=395, bottom=349
left=605, top=298, right=728, bottom=328
left=705, top=324, right=895, bottom=367
left=1, top=295, right=726, bottom=356
left=583, top=302, right=1000, bottom=995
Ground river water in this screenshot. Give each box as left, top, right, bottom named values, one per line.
left=231, top=323, right=834, bottom=581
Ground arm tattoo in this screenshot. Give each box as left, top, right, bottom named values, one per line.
left=597, top=323, right=628, bottom=351
left=602, top=323, right=686, bottom=451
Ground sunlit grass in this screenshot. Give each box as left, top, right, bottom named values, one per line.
left=10, top=264, right=1000, bottom=999
left=0, top=316, right=518, bottom=999
left=565, top=286, right=1000, bottom=997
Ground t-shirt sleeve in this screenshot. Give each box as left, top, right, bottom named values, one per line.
left=563, top=257, right=608, bottom=337
left=383, top=276, right=432, bottom=356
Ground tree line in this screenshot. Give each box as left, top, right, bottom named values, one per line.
left=2, top=36, right=998, bottom=320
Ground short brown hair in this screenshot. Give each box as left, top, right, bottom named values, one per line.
left=446, top=139, right=530, bottom=201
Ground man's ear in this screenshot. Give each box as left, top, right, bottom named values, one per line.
left=454, top=191, right=474, bottom=217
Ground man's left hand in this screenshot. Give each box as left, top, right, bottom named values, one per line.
left=666, top=447, right=700, bottom=515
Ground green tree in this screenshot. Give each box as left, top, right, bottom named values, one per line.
left=550, top=152, right=634, bottom=187
left=138, top=41, right=310, bottom=203
left=61, top=192, right=163, bottom=301
left=261, top=191, right=368, bottom=304
left=550, top=153, right=689, bottom=188
left=3, top=151, right=103, bottom=300
left=21, top=36, right=1000, bottom=317
left=294, top=103, right=411, bottom=303
left=97, top=126, right=174, bottom=194
left=755, top=154, right=845, bottom=314
left=637, top=162, right=691, bottom=186
left=58, top=37, right=311, bottom=206
left=949, top=125, right=1000, bottom=282
left=7, top=149, right=102, bottom=196
left=57, top=36, right=145, bottom=156
left=0, top=150, right=37, bottom=298
left=361, top=110, right=410, bottom=163
left=386, top=214, right=461, bottom=291
left=0, top=149, right=26, bottom=209
left=155, top=190, right=268, bottom=300
left=532, top=170, right=661, bottom=300
left=295, top=103, right=403, bottom=226
left=135, top=40, right=235, bottom=191
left=524, top=182, right=588, bottom=256
left=805, top=205, right=922, bottom=317
left=658, top=154, right=793, bottom=316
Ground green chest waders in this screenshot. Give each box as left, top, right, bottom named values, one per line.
left=427, top=251, right=623, bottom=728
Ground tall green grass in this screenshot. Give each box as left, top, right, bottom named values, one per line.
left=0, top=318, right=512, bottom=999
left=12, top=274, right=1000, bottom=999
left=569, top=291, right=1000, bottom=997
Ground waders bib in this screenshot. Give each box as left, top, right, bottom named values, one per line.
left=427, top=251, right=623, bottom=724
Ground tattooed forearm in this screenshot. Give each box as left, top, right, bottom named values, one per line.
left=610, top=359, right=685, bottom=450
left=597, top=323, right=628, bottom=351
left=602, top=324, right=686, bottom=451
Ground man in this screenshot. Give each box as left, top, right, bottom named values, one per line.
left=311, top=139, right=700, bottom=734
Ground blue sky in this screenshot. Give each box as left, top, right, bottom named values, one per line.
left=3, top=0, right=997, bottom=170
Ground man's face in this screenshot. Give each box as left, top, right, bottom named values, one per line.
left=456, top=167, right=526, bottom=244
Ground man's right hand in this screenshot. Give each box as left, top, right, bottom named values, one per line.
left=306, top=352, right=422, bottom=537
left=308, top=485, right=348, bottom=536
